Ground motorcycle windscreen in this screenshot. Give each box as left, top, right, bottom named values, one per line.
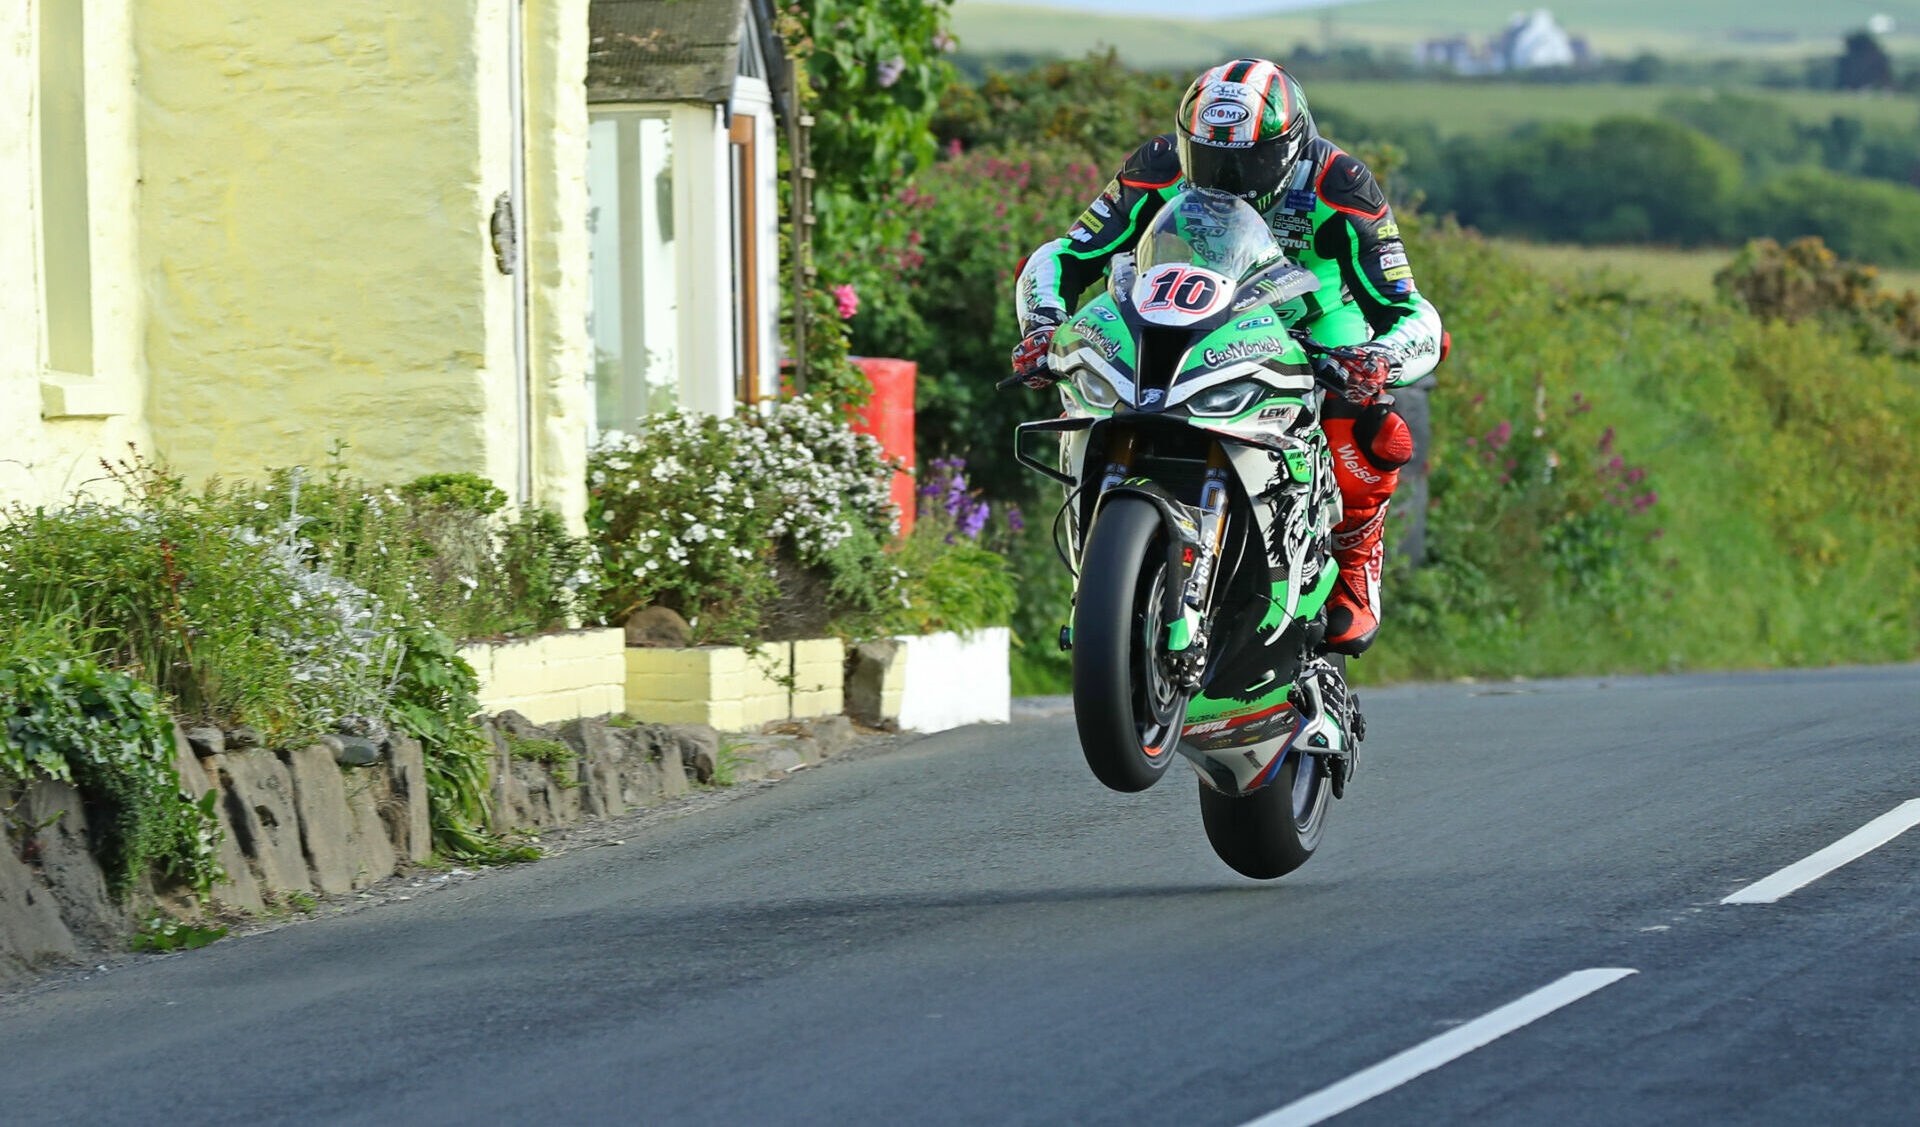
left=1134, top=188, right=1281, bottom=281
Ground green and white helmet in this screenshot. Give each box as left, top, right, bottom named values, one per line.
left=1176, top=59, right=1314, bottom=212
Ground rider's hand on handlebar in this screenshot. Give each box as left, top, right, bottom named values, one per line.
left=1322, top=342, right=1399, bottom=405
left=1009, top=325, right=1061, bottom=390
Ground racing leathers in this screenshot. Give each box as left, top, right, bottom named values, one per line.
left=1014, top=132, right=1443, bottom=654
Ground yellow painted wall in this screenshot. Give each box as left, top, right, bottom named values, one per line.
left=131, top=0, right=591, bottom=524
left=527, top=1, right=592, bottom=523
left=2, top=0, right=154, bottom=508
left=4, top=1, right=590, bottom=521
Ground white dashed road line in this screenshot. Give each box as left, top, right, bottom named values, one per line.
left=1723, top=798, right=1920, bottom=905
left=1238, top=968, right=1638, bottom=1127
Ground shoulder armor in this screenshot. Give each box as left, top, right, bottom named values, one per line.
left=1119, top=133, right=1183, bottom=191
left=1315, top=147, right=1389, bottom=221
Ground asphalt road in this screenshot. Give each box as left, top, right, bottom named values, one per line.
left=4, top=665, right=1919, bottom=1126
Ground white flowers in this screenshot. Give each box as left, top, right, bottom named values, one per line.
left=586, top=397, right=904, bottom=610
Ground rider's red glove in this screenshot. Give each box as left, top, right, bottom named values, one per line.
left=1010, top=325, right=1060, bottom=389
left=1328, top=343, right=1399, bottom=405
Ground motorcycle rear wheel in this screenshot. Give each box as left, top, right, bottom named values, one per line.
left=1071, top=495, right=1186, bottom=793
left=1196, top=657, right=1339, bottom=879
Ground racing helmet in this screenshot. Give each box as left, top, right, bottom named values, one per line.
left=1176, top=59, right=1313, bottom=213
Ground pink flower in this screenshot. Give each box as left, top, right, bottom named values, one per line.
left=833, top=284, right=859, bottom=320
left=946, top=138, right=962, bottom=157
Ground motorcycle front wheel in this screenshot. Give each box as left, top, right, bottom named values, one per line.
left=1072, top=495, right=1187, bottom=793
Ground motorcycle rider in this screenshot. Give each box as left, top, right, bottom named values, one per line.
left=1010, top=58, right=1443, bottom=656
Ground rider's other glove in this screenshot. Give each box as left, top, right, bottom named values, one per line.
left=1325, top=342, right=1400, bottom=405
left=1010, top=325, right=1061, bottom=390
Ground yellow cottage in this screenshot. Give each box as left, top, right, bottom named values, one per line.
left=2, top=0, right=791, bottom=524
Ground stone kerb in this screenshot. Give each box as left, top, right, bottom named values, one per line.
left=624, top=638, right=847, bottom=729
left=461, top=627, right=626, bottom=725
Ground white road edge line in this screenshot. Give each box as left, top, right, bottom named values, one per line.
left=1239, top=968, right=1637, bottom=1127
left=1723, top=797, right=1920, bottom=905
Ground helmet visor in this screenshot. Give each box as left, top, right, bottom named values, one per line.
left=1179, top=133, right=1297, bottom=202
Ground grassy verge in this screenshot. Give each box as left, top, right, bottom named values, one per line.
left=1493, top=239, right=1920, bottom=301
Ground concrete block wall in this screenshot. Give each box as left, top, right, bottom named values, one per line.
left=626, top=639, right=847, bottom=731
left=896, top=629, right=1011, bottom=732
left=792, top=638, right=847, bottom=719
left=461, top=628, right=626, bottom=725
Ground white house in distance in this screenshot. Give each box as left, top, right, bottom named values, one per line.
left=585, top=0, right=786, bottom=431
left=1416, top=9, right=1589, bottom=74
left=1498, top=9, right=1579, bottom=70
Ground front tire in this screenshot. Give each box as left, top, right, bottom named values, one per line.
left=1072, top=496, right=1186, bottom=793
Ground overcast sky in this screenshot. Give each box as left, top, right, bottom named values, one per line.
left=969, top=0, right=1359, bottom=16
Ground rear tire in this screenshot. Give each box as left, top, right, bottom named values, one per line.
left=1072, top=496, right=1185, bottom=793
left=1198, top=758, right=1328, bottom=879
left=1196, top=655, right=1341, bottom=879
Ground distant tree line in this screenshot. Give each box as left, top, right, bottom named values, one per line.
left=959, top=27, right=1917, bottom=93
left=1335, top=93, right=1920, bottom=266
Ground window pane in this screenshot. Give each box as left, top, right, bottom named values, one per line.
left=39, top=0, right=93, bottom=376
left=587, top=112, right=678, bottom=433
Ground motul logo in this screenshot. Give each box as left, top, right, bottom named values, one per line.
left=1185, top=719, right=1233, bottom=735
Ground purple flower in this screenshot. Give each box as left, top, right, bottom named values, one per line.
left=959, top=499, right=990, bottom=538
left=1485, top=420, right=1513, bottom=451
left=1598, top=426, right=1616, bottom=454
left=876, top=55, right=906, bottom=88
left=1005, top=505, right=1026, bottom=533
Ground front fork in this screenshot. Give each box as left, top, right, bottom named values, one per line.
left=1168, top=443, right=1232, bottom=691
left=1076, top=432, right=1229, bottom=695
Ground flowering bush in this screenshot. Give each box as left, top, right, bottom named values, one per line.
left=883, top=457, right=1017, bottom=636
left=588, top=398, right=903, bottom=642
left=0, top=464, right=395, bottom=741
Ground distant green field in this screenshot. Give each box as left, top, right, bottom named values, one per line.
left=1492, top=239, right=1920, bottom=299
left=954, top=0, right=1920, bottom=70
left=1306, top=81, right=1920, bottom=137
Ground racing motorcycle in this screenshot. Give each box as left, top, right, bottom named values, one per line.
left=1003, top=188, right=1370, bottom=880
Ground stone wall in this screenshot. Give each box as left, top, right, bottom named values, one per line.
left=1, top=704, right=705, bottom=984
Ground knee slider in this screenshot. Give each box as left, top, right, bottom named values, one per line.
left=1352, top=402, right=1413, bottom=472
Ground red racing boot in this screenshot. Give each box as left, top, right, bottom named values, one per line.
left=1322, top=401, right=1414, bottom=656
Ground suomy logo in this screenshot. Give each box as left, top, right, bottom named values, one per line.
left=1200, top=103, right=1250, bottom=127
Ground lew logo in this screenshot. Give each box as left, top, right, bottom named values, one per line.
left=1200, top=102, right=1251, bottom=127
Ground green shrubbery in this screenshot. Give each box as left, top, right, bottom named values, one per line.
left=0, top=453, right=587, bottom=870
left=1367, top=221, right=1920, bottom=679
left=1, top=625, right=219, bottom=896
left=874, top=54, right=1920, bottom=688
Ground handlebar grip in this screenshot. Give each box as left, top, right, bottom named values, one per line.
left=996, top=372, right=1028, bottom=391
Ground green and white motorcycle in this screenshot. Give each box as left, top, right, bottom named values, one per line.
left=1006, top=188, right=1366, bottom=880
